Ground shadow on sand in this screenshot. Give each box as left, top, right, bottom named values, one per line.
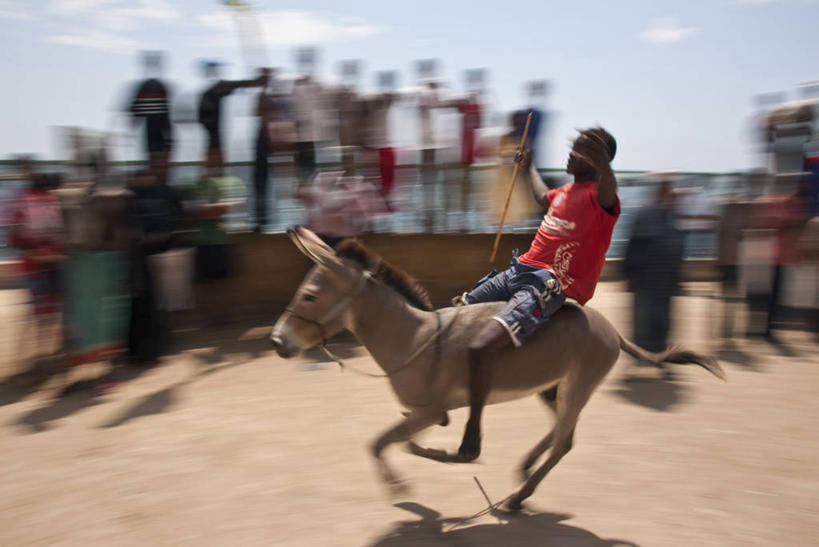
left=370, top=502, right=639, bottom=547
left=613, top=375, right=687, bottom=412
left=715, top=340, right=760, bottom=370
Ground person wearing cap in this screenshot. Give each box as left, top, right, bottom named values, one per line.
left=198, top=62, right=267, bottom=173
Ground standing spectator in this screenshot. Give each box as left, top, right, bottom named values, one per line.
left=126, top=170, right=184, bottom=364
left=418, top=80, right=440, bottom=231
left=9, top=168, right=66, bottom=369
left=417, top=80, right=459, bottom=231
left=292, top=74, right=324, bottom=187
left=252, top=68, right=278, bottom=233
left=362, top=91, right=396, bottom=207
left=623, top=179, right=685, bottom=372
left=717, top=180, right=753, bottom=339
left=455, top=92, right=482, bottom=225
left=335, top=86, right=366, bottom=176
left=198, top=62, right=266, bottom=174
left=751, top=175, right=810, bottom=341
left=488, top=111, right=541, bottom=227
left=524, top=80, right=549, bottom=166
left=129, top=51, right=173, bottom=162
left=297, top=171, right=387, bottom=248
left=192, top=156, right=241, bottom=326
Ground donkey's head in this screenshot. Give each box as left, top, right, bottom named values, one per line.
left=270, top=227, right=371, bottom=358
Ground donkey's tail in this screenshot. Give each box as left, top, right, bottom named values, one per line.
left=618, top=335, right=726, bottom=381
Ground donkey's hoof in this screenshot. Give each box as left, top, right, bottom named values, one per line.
left=439, top=412, right=450, bottom=427
left=504, top=496, right=524, bottom=513
left=457, top=422, right=482, bottom=461
left=457, top=435, right=481, bottom=462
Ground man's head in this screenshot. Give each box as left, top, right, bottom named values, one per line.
left=566, top=127, right=616, bottom=176
left=202, top=60, right=222, bottom=80
left=142, top=51, right=164, bottom=76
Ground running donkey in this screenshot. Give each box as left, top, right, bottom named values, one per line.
left=270, top=226, right=724, bottom=510
left=272, top=127, right=724, bottom=508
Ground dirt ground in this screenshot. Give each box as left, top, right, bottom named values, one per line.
left=1, top=283, right=818, bottom=546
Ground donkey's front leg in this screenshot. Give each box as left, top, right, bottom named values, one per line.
left=370, top=410, right=441, bottom=494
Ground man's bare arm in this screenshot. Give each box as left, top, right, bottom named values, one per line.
left=516, top=150, right=550, bottom=208
left=596, top=164, right=618, bottom=211
left=527, top=163, right=551, bottom=208
left=574, top=133, right=617, bottom=211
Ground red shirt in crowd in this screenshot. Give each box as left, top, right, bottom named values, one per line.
left=518, top=181, right=620, bottom=304
left=459, top=100, right=482, bottom=165
left=10, top=189, right=64, bottom=275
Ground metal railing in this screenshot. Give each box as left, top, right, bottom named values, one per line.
left=1, top=160, right=742, bottom=260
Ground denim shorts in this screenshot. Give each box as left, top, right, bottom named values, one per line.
left=464, top=257, right=566, bottom=346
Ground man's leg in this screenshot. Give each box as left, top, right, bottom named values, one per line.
left=654, top=291, right=672, bottom=352
left=633, top=289, right=659, bottom=356
left=458, top=320, right=512, bottom=460
left=766, top=264, right=783, bottom=339
left=252, top=132, right=269, bottom=231
left=459, top=272, right=564, bottom=460
left=421, top=149, right=437, bottom=231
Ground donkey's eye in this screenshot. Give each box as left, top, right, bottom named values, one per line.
left=302, top=293, right=317, bottom=302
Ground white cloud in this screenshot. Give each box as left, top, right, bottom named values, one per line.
left=734, top=0, right=777, bottom=4
left=640, top=17, right=698, bottom=43
left=36, top=4, right=381, bottom=54
left=48, top=0, right=114, bottom=15
left=112, top=0, right=179, bottom=21
left=0, top=0, right=32, bottom=19
left=195, top=10, right=384, bottom=48
left=89, top=1, right=180, bottom=32
left=47, top=29, right=140, bottom=51
left=43, top=0, right=180, bottom=52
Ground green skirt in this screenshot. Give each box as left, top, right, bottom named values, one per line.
left=64, top=250, right=131, bottom=365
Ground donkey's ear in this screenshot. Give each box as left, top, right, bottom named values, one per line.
left=288, top=226, right=343, bottom=268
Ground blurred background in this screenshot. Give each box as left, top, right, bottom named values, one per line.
left=1, top=1, right=818, bottom=545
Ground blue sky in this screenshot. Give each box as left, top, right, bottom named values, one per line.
left=0, top=0, right=817, bottom=171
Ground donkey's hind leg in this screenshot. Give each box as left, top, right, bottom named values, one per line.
left=371, top=411, right=441, bottom=494
left=507, top=381, right=593, bottom=511
left=519, top=386, right=560, bottom=480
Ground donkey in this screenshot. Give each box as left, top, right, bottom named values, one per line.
left=271, top=227, right=725, bottom=510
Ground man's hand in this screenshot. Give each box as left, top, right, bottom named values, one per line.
left=514, top=148, right=532, bottom=170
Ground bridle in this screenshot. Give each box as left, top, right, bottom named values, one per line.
left=279, top=264, right=460, bottom=380
left=282, top=267, right=374, bottom=350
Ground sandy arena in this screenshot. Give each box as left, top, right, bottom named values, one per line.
left=1, top=283, right=818, bottom=546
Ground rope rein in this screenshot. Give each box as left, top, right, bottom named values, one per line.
left=322, top=306, right=459, bottom=379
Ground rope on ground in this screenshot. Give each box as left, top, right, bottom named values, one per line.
left=443, top=476, right=514, bottom=531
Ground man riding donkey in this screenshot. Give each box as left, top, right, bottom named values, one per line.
left=453, top=127, right=619, bottom=461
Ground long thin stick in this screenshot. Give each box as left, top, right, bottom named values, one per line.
left=473, top=476, right=502, bottom=524
left=473, top=476, right=494, bottom=507
left=490, top=111, right=533, bottom=263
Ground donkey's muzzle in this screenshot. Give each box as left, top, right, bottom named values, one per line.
left=270, top=333, right=295, bottom=359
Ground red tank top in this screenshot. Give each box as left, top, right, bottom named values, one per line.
left=518, top=181, right=619, bottom=304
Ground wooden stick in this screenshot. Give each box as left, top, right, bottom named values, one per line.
left=473, top=476, right=502, bottom=524
left=490, top=111, right=533, bottom=263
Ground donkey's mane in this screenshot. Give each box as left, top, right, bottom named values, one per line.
left=336, top=238, right=433, bottom=311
